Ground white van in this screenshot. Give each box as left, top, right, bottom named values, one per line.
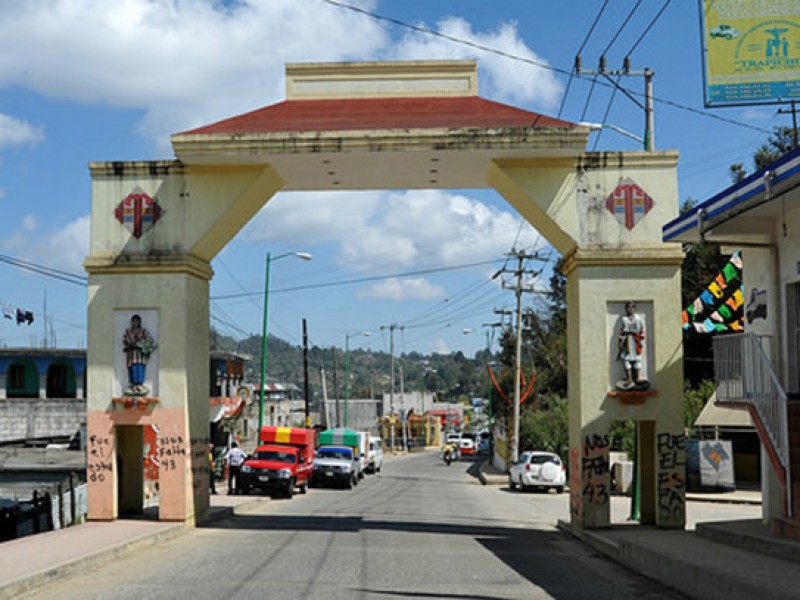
left=367, top=436, right=383, bottom=473
left=356, top=431, right=370, bottom=479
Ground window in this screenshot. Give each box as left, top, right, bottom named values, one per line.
left=9, top=364, right=25, bottom=388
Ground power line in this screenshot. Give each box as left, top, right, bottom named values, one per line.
left=321, top=0, right=771, bottom=136
left=0, top=253, right=87, bottom=286
left=210, top=258, right=504, bottom=300
left=624, top=0, right=672, bottom=58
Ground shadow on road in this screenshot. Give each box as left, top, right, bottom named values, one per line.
left=200, top=512, right=679, bottom=599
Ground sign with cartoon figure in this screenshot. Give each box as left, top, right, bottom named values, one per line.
left=115, top=310, right=159, bottom=398
left=701, top=1, right=800, bottom=106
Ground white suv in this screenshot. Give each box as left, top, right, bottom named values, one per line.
left=508, top=451, right=566, bottom=494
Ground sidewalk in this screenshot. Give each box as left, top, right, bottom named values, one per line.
left=475, top=458, right=800, bottom=600
left=0, top=492, right=268, bottom=600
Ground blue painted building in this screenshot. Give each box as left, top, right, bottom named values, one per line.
left=0, top=349, right=86, bottom=399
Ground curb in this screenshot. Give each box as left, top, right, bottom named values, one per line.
left=0, top=497, right=270, bottom=600
left=0, top=522, right=188, bottom=600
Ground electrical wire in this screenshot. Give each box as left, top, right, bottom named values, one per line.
left=558, top=0, right=609, bottom=118
left=321, top=0, right=771, bottom=136
left=624, top=0, right=672, bottom=58
left=601, top=0, right=642, bottom=56
left=210, top=258, right=504, bottom=300
left=0, top=253, right=87, bottom=286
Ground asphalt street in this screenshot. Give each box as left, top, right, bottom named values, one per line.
left=17, top=451, right=695, bottom=600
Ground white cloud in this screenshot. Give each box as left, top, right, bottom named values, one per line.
left=3, top=215, right=90, bottom=274
left=0, top=1, right=387, bottom=147
left=0, top=2, right=559, bottom=149
left=356, top=277, right=444, bottom=300
left=0, top=113, right=44, bottom=149
left=246, top=189, right=546, bottom=273
left=431, top=338, right=451, bottom=354
left=390, top=16, right=563, bottom=109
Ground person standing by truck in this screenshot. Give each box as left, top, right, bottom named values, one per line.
left=224, top=441, right=247, bottom=494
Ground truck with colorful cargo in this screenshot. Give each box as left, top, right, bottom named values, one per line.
left=317, top=428, right=365, bottom=479
left=238, top=426, right=315, bottom=498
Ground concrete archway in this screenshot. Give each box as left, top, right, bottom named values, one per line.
left=85, top=60, right=685, bottom=530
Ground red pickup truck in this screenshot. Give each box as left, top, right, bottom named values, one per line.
left=238, top=427, right=315, bottom=498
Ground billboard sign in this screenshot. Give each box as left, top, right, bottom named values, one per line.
left=701, top=1, right=800, bottom=106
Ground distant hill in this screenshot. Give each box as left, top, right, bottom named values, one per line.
left=211, top=329, right=489, bottom=405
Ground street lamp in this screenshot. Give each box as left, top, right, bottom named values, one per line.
left=579, top=122, right=645, bottom=146
left=344, top=330, right=371, bottom=428
left=258, top=251, right=312, bottom=433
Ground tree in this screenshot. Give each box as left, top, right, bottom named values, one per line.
left=731, top=125, right=799, bottom=179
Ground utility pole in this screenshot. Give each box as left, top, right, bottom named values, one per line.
left=381, top=323, right=404, bottom=452
left=332, top=347, right=340, bottom=427
left=380, top=323, right=404, bottom=413
left=303, top=318, right=310, bottom=428
left=777, top=100, right=799, bottom=149
left=576, top=55, right=655, bottom=151
left=496, top=249, right=543, bottom=464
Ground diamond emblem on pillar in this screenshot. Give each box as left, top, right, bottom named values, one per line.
left=114, top=187, right=163, bottom=239
left=605, top=178, right=654, bottom=230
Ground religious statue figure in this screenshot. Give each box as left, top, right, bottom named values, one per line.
left=122, top=314, right=157, bottom=396
left=616, top=301, right=649, bottom=391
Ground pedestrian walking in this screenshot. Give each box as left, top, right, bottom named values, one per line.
left=224, top=441, right=247, bottom=494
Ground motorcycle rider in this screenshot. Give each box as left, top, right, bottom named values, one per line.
left=442, top=441, right=459, bottom=465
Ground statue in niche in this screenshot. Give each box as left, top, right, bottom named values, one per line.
left=122, top=314, right=157, bottom=396
left=616, top=301, right=649, bottom=391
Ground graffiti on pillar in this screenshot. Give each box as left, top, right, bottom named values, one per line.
left=582, top=433, right=610, bottom=506
left=158, top=432, right=186, bottom=473
left=87, top=434, right=113, bottom=483
left=657, top=432, right=686, bottom=521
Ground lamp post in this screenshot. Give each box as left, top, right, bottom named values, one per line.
left=578, top=122, right=645, bottom=146
left=258, top=251, right=312, bottom=433
left=344, top=330, right=370, bottom=428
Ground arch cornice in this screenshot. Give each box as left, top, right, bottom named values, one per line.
left=84, top=252, right=213, bottom=281
left=561, top=246, right=684, bottom=275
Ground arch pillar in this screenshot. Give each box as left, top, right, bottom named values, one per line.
left=488, top=151, right=686, bottom=530
left=84, top=161, right=284, bottom=523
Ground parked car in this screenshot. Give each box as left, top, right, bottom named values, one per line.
left=508, top=451, right=566, bottom=493
left=310, top=445, right=359, bottom=489
left=459, top=437, right=475, bottom=456
left=237, top=426, right=314, bottom=498
left=445, top=432, right=461, bottom=445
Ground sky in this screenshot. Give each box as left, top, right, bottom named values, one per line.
left=0, top=0, right=787, bottom=359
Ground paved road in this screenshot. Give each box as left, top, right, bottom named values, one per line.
left=21, top=451, right=694, bottom=599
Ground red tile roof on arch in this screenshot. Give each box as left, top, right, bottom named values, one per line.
left=178, top=96, right=577, bottom=136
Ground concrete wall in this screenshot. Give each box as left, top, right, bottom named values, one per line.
left=0, top=399, right=85, bottom=444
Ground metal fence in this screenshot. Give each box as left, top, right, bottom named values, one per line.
left=714, top=332, right=790, bottom=509
left=0, top=482, right=88, bottom=543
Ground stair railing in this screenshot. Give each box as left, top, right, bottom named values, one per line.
left=714, top=332, right=791, bottom=516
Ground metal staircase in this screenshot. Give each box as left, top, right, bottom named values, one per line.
left=714, top=333, right=795, bottom=527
